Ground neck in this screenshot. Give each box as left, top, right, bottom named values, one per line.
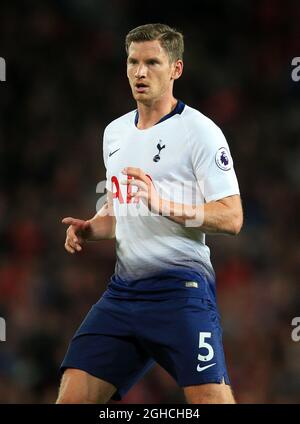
left=136, top=94, right=178, bottom=129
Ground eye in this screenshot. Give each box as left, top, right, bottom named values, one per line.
left=147, top=59, right=159, bottom=65
left=128, top=58, right=138, bottom=65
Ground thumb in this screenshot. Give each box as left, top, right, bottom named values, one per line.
left=61, top=217, right=91, bottom=232
left=61, top=217, right=85, bottom=227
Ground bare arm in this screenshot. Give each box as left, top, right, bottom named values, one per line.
left=87, top=191, right=116, bottom=240
left=62, top=191, right=116, bottom=254
left=160, top=194, right=243, bottom=235
left=122, top=167, right=243, bottom=236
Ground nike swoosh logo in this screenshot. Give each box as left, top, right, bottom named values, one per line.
left=197, top=363, right=216, bottom=373
left=109, top=148, right=120, bottom=157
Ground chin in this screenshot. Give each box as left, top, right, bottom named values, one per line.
left=134, top=93, right=151, bottom=104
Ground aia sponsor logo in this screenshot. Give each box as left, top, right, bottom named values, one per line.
left=111, top=174, right=152, bottom=204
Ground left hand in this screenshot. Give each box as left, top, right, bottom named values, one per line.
left=121, top=167, right=161, bottom=214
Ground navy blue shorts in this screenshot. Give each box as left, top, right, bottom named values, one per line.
left=60, top=294, right=230, bottom=401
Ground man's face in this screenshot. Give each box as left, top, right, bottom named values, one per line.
left=127, top=40, right=181, bottom=104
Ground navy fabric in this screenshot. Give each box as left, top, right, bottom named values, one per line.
left=60, top=290, right=230, bottom=401
left=103, top=269, right=217, bottom=304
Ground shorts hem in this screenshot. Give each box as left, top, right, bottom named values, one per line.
left=179, top=374, right=230, bottom=387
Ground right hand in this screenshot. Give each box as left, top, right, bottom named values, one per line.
left=62, top=217, right=91, bottom=254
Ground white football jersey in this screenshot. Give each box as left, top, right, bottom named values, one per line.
left=102, top=101, right=240, bottom=295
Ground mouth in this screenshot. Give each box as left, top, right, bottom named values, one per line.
left=135, top=82, right=149, bottom=93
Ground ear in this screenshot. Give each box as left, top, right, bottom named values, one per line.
left=171, top=60, right=183, bottom=80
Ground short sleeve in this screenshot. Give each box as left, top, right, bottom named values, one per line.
left=189, top=115, right=240, bottom=202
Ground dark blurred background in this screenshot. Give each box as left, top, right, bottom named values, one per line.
left=0, top=0, right=300, bottom=403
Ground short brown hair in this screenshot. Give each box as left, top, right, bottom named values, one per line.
left=125, top=23, right=184, bottom=62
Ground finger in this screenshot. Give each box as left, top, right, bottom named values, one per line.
left=74, top=235, right=83, bottom=244
left=66, top=228, right=77, bottom=244
left=66, top=239, right=76, bottom=251
left=133, top=190, right=148, bottom=200
left=71, top=242, right=82, bottom=252
left=67, top=225, right=75, bottom=235
left=66, top=238, right=82, bottom=252
left=122, top=167, right=148, bottom=183
left=65, top=242, right=75, bottom=254
left=72, top=236, right=83, bottom=250
left=62, top=217, right=85, bottom=227
left=62, top=217, right=74, bottom=225
left=133, top=194, right=148, bottom=204
left=128, top=179, right=148, bottom=192
left=66, top=236, right=78, bottom=250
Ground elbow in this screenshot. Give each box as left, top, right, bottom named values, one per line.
left=230, top=213, right=243, bottom=235
left=218, top=197, right=243, bottom=236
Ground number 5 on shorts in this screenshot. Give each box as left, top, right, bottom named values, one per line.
left=198, top=332, right=214, bottom=362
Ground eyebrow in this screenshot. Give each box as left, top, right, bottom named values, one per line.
left=127, top=57, right=161, bottom=63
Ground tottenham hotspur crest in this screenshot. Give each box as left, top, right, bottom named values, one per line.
left=153, top=139, right=166, bottom=162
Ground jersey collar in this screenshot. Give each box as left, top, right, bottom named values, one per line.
left=134, top=99, right=185, bottom=127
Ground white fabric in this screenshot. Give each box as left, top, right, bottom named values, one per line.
left=102, top=104, right=240, bottom=281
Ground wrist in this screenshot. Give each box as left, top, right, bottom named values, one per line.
left=84, top=220, right=95, bottom=241
left=159, top=198, right=180, bottom=220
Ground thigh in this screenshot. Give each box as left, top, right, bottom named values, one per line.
left=135, top=297, right=230, bottom=389
left=57, top=368, right=117, bottom=404
left=60, top=296, right=155, bottom=401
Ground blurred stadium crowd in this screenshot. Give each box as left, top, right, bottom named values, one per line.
left=0, top=0, right=299, bottom=403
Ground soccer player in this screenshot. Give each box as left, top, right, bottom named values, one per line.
left=57, top=23, right=243, bottom=404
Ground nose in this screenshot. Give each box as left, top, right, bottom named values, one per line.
left=135, top=63, right=147, bottom=79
